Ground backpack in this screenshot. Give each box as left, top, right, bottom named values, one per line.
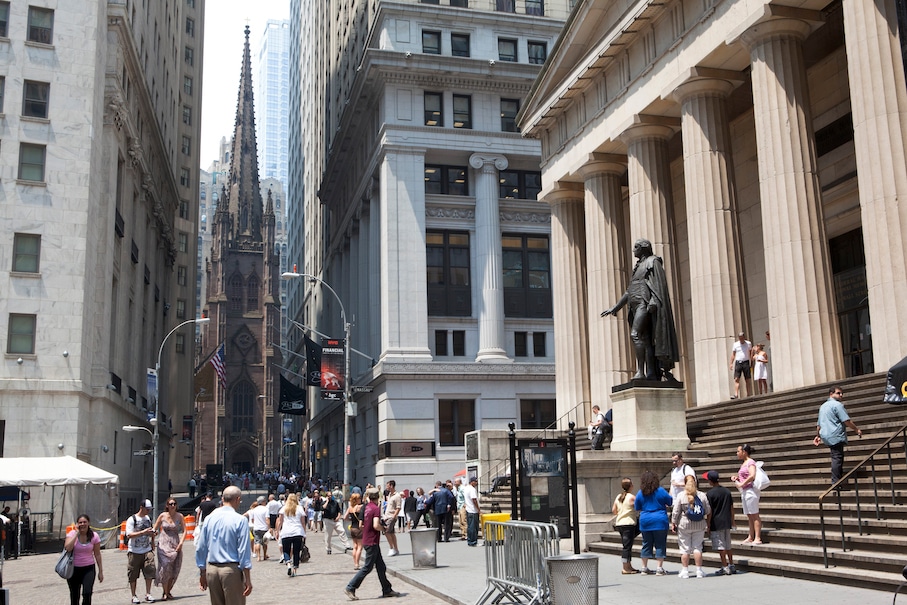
left=124, top=514, right=137, bottom=548
left=753, top=460, right=771, bottom=491
left=324, top=498, right=340, bottom=520
left=685, top=495, right=705, bottom=522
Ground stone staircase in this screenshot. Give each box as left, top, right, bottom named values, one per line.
left=586, top=372, right=907, bottom=591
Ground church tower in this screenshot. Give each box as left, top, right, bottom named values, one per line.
left=197, top=26, right=282, bottom=473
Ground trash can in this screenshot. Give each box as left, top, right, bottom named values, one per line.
left=409, top=528, right=437, bottom=568
left=546, top=553, right=598, bottom=605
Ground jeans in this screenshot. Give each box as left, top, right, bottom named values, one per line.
left=830, top=442, right=846, bottom=484
left=640, top=529, right=668, bottom=560
left=466, top=512, right=479, bottom=546
left=616, top=524, right=639, bottom=563
left=347, top=544, right=392, bottom=594
left=67, top=564, right=96, bottom=605
left=282, top=535, right=304, bottom=567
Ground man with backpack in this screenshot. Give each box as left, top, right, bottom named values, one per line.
left=323, top=490, right=351, bottom=555
left=125, top=499, right=157, bottom=603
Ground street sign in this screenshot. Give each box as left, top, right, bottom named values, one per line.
left=133, top=450, right=152, bottom=456
left=351, top=386, right=374, bottom=393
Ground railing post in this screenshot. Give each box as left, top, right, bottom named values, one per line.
left=871, top=460, right=880, bottom=520
left=508, top=422, right=518, bottom=520
left=854, top=480, right=863, bottom=536
left=888, top=443, right=896, bottom=506
left=820, top=501, right=829, bottom=568
left=837, top=488, right=846, bottom=552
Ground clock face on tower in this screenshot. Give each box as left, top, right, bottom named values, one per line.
left=234, top=329, right=256, bottom=356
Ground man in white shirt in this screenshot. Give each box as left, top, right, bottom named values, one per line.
left=670, top=453, right=696, bottom=500
left=245, top=497, right=271, bottom=562
left=125, top=499, right=157, bottom=604
left=463, top=476, right=480, bottom=547
left=382, top=481, right=402, bottom=557
left=729, top=332, right=753, bottom=399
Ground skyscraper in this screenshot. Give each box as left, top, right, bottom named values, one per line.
left=256, top=19, right=291, bottom=186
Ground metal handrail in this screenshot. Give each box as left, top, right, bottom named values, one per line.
left=818, top=421, right=907, bottom=568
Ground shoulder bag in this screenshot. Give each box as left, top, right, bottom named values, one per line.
left=55, top=548, right=74, bottom=579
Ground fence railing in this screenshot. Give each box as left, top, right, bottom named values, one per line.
left=473, top=520, right=560, bottom=605
left=818, top=422, right=907, bottom=568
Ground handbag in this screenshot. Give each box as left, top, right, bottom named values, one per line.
left=350, top=526, right=363, bottom=539
left=753, top=460, right=771, bottom=491
left=55, top=548, right=75, bottom=579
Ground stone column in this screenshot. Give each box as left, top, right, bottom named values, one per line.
left=544, top=182, right=591, bottom=423
left=469, top=152, right=510, bottom=363
left=577, top=155, right=632, bottom=401
left=378, top=147, right=432, bottom=362
left=741, top=18, right=843, bottom=389
left=842, top=0, right=907, bottom=370
left=673, top=76, right=749, bottom=404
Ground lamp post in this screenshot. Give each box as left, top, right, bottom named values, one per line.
left=281, top=271, right=352, bottom=492
left=150, top=317, right=210, bottom=515
left=281, top=441, right=298, bottom=478
left=123, top=424, right=154, bottom=496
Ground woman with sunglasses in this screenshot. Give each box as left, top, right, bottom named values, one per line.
left=153, top=499, right=186, bottom=600
left=63, top=514, right=104, bottom=604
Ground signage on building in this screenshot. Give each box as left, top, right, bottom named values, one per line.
left=378, top=441, right=436, bottom=459
left=320, top=338, right=345, bottom=400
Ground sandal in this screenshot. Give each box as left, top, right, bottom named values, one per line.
left=621, top=569, right=639, bottom=575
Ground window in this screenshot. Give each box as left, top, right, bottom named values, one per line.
left=232, top=382, right=255, bottom=433
left=179, top=200, right=188, bottom=219
left=496, top=0, right=515, bottom=12
left=452, top=330, right=465, bottom=356
left=177, top=265, right=188, bottom=286
left=182, top=105, right=192, bottom=125
left=247, top=275, right=259, bottom=309
left=528, top=41, right=547, bottom=65
left=439, top=399, right=475, bottom=446
left=421, top=0, right=440, bottom=3
left=453, top=94, right=471, bottom=129
left=8, top=314, right=36, bottom=354
left=0, top=76, right=5, bottom=112
left=424, top=92, right=442, bottom=127
left=184, top=46, right=194, bottom=66
left=515, top=331, right=528, bottom=357
left=180, top=168, right=190, bottom=187
left=181, top=135, right=191, bottom=155
left=187, top=0, right=195, bottom=7
left=12, top=234, right=40, bottom=273
left=533, top=332, right=546, bottom=357
left=18, top=143, right=46, bottom=182
left=498, top=38, right=518, bottom=62
left=526, top=0, right=544, bottom=15
left=521, top=399, right=556, bottom=429
left=0, top=2, right=9, bottom=37
left=175, top=333, right=186, bottom=354
left=424, top=165, right=468, bottom=196
left=435, top=330, right=448, bottom=356
left=131, top=240, right=139, bottom=264
left=176, top=299, right=186, bottom=319
left=179, top=232, right=189, bottom=253
left=427, top=230, right=471, bottom=316
left=499, top=170, right=542, bottom=199
left=184, top=76, right=193, bottom=96
left=501, top=98, right=520, bottom=132
left=450, top=0, right=469, bottom=6
left=451, top=33, right=470, bottom=57
left=186, top=17, right=195, bottom=37
left=422, top=30, right=441, bottom=55
left=23, top=81, right=50, bottom=118
left=27, top=7, right=54, bottom=44
left=229, top=275, right=243, bottom=311
left=503, top=234, right=552, bottom=318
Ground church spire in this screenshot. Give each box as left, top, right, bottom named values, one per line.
left=225, top=25, right=263, bottom=244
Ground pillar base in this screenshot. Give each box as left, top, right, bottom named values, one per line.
left=609, top=386, right=690, bottom=452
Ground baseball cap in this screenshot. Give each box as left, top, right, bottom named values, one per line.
left=142, top=499, right=153, bottom=509
left=702, top=471, right=719, bottom=483
left=365, top=487, right=380, bottom=499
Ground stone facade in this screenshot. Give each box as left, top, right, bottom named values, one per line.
left=521, top=0, right=906, bottom=413
left=0, top=0, right=204, bottom=515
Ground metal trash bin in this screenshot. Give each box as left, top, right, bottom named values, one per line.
left=546, top=553, right=598, bottom=605
left=409, top=528, right=437, bottom=568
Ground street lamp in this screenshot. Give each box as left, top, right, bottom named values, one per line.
left=281, top=441, right=298, bottom=478
left=123, top=424, right=154, bottom=496
left=281, top=271, right=352, bottom=492
left=150, top=317, right=210, bottom=515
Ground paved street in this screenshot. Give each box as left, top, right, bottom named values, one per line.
left=0, top=530, right=898, bottom=605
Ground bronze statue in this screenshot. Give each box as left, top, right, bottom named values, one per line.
left=601, top=239, right=680, bottom=382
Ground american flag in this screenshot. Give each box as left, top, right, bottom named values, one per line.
left=210, top=344, right=226, bottom=389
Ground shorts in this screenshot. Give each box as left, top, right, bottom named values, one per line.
left=734, top=360, right=751, bottom=379
left=741, top=488, right=760, bottom=515
left=253, top=529, right=269, bottom=545
left=676, top=528, right=705, bottom=554
left=269, top=514, right=278, bottom=529
left=383, top=519, right=396, bottom=534
left=313, top=511, right=323, bottom=522
left=127, top=551, right=156, bottom=582
left=710, top=528, right=732, bottom=551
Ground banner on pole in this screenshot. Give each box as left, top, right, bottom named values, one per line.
left=320, top=338, right=345, bottom=400
left=304, top=335, right=322, bottom=387
left=279, top=374, right=307, bottom=416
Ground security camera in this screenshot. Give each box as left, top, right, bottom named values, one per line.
left=489, top=59, right=496, bottom=67
left=57, top=443, right=65, bottom=450
left=101, top=445, right=110, bottom=453
left=404, top=51, right=412, bottom=59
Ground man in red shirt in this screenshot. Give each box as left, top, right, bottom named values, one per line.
left=344, top=488, right=401, bottom=600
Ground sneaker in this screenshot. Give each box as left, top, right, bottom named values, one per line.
left=382, top=590, right=402, bottom=598
left=287, top=563, right=293, bottom=576
left=145, top=596, right=156, bottom=603
left=655, top=567, right=667, bottom=576
left=695, top=569, right=705, bottom=578
left=729, top=564, right=736, bottom=575
left=715, top=567, right=728, bottom=576
left=678, top=569, right=690, bottom=579
left=345, top=588, right=359, bottom=601
left=387, top=548, right=398, bottom=557
left=132, top=598, right=141, bottom=605
left=639, top=567, right=653, bottom=575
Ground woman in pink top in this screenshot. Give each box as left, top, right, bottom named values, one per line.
left=63, top=514, right=104, bottom=605
left=731, top=444, right=762, bottom=544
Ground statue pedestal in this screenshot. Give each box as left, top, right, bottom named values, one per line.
left=609, top=385, right=689, bottom=452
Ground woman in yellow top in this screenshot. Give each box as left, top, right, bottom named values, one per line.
left=612, top=477, right=640, bottom=574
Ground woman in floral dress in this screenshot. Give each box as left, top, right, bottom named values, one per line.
left=153, top=498, right=186, bottom=600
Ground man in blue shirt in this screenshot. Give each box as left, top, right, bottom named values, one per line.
left=814, top=386, right=863, bottom=484
left=195, top=486, right=253, bottom=604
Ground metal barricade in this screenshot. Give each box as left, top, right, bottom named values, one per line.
left=473, top=521, right=560, bottom=605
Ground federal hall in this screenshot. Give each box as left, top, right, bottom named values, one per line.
left=521, top=0, right=907, bottom=412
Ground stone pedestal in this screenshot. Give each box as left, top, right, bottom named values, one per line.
left=609, top=386, right=689, bottom=452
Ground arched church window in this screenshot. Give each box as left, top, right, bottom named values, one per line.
left=247, top=275, right=259, bottom=310
left=231, top=381, right=255, bottom=433
left=229, top=274, right=243, bottom=311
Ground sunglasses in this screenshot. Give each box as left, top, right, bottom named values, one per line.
left=167, top=502, right=177, bottom=506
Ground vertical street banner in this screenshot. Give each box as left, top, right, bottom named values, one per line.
left=182, top=415, right=193, bottom=442
left=320, top=338, right=345, bottom=400
left=282, top=417, right=294, bottom=442
left=304, top=335, right=322, bottom=387
left=146, top=368, right=158, bottom=423
left=279, top=374, right=307, bottom=415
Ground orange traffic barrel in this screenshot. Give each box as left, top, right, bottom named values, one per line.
left=185, top=515, right=196, bottom=541
left=119, top=520, right=127, bottom=550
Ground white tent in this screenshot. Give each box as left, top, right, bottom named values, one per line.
left=0, top=456, right=119, bottom=553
